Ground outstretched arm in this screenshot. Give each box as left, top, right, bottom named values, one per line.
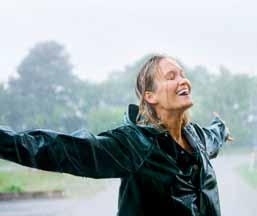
left=201, top=114, right=231, bottom=159
left=0, top=126, right=142, bottom=178
left=192, top=114, right=231, bottom=159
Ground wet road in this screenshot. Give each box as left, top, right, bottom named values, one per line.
left=0, top=180, right=119, bottom=216
left=0, top=155, right=256, bottom=216
left=212, top=155, right=257, bottom=216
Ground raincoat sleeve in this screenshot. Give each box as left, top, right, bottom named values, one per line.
left=0, top=125, right=142, bottom=178
left=200, top=116, right=230, bottom=159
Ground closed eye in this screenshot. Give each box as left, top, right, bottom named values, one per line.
left=167, top=76, right=175, bottom=80
left=165, top=71, right=176, bottom=80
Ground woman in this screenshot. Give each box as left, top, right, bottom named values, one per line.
left=0, top=54, right=231, bottom=215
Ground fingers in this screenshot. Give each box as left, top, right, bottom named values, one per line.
left=226, top=135, right=234, bottom=142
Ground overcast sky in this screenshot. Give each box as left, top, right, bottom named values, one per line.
left=1, top=0, right=257, bottom=83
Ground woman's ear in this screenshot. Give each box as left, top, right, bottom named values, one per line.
left=144, top=91, right=158, bottom=105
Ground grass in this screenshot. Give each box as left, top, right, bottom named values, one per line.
left=237, top=164, right=257, bottom=189
left=0, top=162, right=109, bottom=198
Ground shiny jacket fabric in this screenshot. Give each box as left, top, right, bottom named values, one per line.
left=0, top=104, right=229, bottom=216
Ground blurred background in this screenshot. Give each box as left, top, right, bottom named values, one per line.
left=0, top=0, right=257, bottom=215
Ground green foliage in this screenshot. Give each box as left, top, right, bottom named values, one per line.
left=0, top=171, right=25, bottom=193
left=3, top=41, right=86, bottom=132
left=0, top=42, right=255, bottom=149
left=3, top=185, right=24, bottom=193
left=0, top=42, right=256, bottom=193
left=213, top=71, right=255, bottom=146
left=0, top=169, right=106, bottom=197
left=87, top=106, right=125, bottom=134
left=96, top=55, right=152, bottom=107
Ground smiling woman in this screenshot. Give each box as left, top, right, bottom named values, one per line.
left=0, top=54, right=231, bottom=216
left=135, top=56, right=193, bottom=156
left=136, top=56, right=192, bottom=139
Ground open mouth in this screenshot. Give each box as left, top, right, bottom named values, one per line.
left=176, top=89, right=190, bottom=96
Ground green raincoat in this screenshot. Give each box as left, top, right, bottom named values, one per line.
left=0, top=104, right=229, bottom=216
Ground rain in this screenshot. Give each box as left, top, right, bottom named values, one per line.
left=0, top=0, right=257, bottom=215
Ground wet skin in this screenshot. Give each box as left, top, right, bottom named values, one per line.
left=144, top=58, right=194, bottom=153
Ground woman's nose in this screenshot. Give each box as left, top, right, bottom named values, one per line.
left=178, top=77, right=191, bottom=89
left=177, top=76, right=187, bottom=84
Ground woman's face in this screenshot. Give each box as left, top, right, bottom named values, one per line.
left=145, top=58, right=193, bottom=113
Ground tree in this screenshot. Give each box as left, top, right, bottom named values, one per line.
left=6, top=41, right=85, bottom=132
left=97, top=54, right=154, bottom=107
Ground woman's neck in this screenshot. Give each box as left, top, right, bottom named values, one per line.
left=157, top=109, right=184, bottom=143
left=156, top=108, right=193, bottom=153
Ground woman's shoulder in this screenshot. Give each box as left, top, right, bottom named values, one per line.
left=184, top=122, right=207, bottom=150
left=98, top=124, right=155, bottom=151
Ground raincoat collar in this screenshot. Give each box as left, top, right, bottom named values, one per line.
left=123, top=104, right=196, bottom=136
left=123, top=104, right=168, bottom=135
left=123, top=104, right=200, bottom=155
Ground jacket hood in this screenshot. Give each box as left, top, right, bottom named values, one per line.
left=123, top=104, right=167, bottom=135
left=123, top=104, right=140, bottom=125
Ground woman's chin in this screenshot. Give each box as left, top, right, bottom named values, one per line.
left=182, top=101, right=194, bottom=111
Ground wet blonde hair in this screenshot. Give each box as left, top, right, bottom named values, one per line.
left=135, top=54, right=190, bottom=130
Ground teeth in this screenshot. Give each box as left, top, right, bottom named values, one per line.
left=177, top=89, right=189, bottom=96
